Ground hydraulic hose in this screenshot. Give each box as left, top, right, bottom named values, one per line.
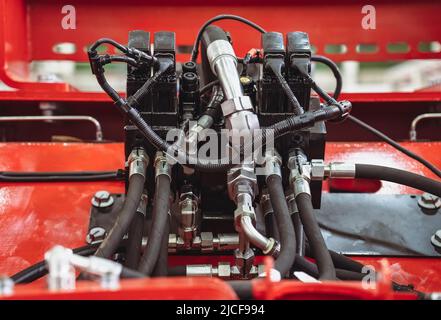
left=138, top=174, right=171, bottom=275
left=266, top=175, right=296, bottom=277
left=125, top=210, right=145, bottom=269
left=152, top=216, right=170, bottom=277
left=0, top=170, right=124, bottom=182
left=296, top=193, right=336, bottom=280
left=94, top=173, right=145, bottom=259
left=354, top=164, right=441, bottom=197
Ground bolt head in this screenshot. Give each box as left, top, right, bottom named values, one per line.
left=86, top=227, right=106, bottom=244
left=418, top=193, right=441, bottom=210
left=91, top=190, right=114, bottom=209
left=431, top=230, right=441, bottom=249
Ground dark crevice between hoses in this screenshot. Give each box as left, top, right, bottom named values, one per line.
left=137, top=174, right=171, bottom=276
left=94, top=174, right=145, bottom=259
left=295, top=193, right=336, bottom=280
left=125, top=211, right=145, bottom=269
left=266, top=175, right=296, bottom=277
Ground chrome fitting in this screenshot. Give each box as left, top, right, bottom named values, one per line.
left=310, top=159, right=325, bottom=181
left=227, top=165, right=258, bottom=202
left=324, top=162, right=356, bottom=178
left=154, top=151, right=172, bottom=180
left=221, top=97, right=260, bottom=132
left=286, top=192, right=299, bottom=215
left=127, top=148, right=149, bottom=178
left=179, top=191, right=200, bottom=249
left=240, top=215, right=279, bottom=257
left=288, top=152, right=312, bottom=197
left=263, top=150, right=282, bottom=181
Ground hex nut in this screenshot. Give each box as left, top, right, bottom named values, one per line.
left=91, top=190, right=114, bottom=209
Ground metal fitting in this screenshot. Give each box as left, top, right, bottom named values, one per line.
left=128, top=148, right=149, bottom=178
left=233, top=247, right=255, bottom=278
left=288, top=152, right=312, bottom=197
left=418, top=193, right=441, bottom=210
left=165, top=232, right=239, bottom=253
left=221, top=97, right=260, bottom=132
left=262, top=150, right=282, bottom=181
left=136, top=193, right=149, bottom=217
left=0, top=276, right=14, bottom=296
left=179, top=188, right=200, bottom=249
left=206, top=39, right=241, bottom=100
left=240, top=215, right=279, bottom=257
left=86, top=226, right=106, bottom=245
left=154, top=151, right=172, bottom=180
left=310, top=159, right=325, bottom=181
left=45, top=246, right=76, bottom=291
left=91, top=190, right=114, bottom=209
left=227, top=165, right=258, bottom=202
left=286, top=192, right=299, bottom=215
left=324, top=162, right=356, bottom=178
left=45, top=245, right=122, bottom=290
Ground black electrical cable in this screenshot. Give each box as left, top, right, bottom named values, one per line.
left=354, top=164, right=441, bottom=196
left=268, top=62, right=304, bottom=115
left=266, top=175, right=296, bottom=277
left=138, top=174, right=171, bottom=275
left=199, top=80, right=220, bottom=96
left=311, top=55, right=342, bottom=100
left=308, top=55, right=441, bottom=178
left=11, top=244, right=98, bottom=284
left=94, top=173, right=145, bottom=259
left=152, top=215, right=170, bottom=277
left=295, top=193, right=336, bottom=280
left=349, top=116, right=441, bottom=179
left=190, top=14, right=266, bottom=63
left=0, top=170, right=124, bottom=182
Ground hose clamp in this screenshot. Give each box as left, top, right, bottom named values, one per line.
left=324, top=162, right=356, bottom=178
left=154, top=151, right=172, bottom=180
left=128, top=148, right=149, bottom=178
left=263, top=150, right=282, bottom=181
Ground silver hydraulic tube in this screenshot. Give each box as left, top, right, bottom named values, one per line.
left=240, top=215, right=277, bottom=255
left=206, top=39, right=259, bottom=132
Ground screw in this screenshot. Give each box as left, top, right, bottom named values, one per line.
left=91, top=190, right=114, bottom=209
left=418, top=193, right=441, bottom=210
left=0, top=276, right=14, bottom=296
left=431, top=230, right=441, bottom=249
left=86, top=227, right=106, bottom=244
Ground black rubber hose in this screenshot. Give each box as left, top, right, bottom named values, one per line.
left=291, top=213, right=306, bottom=256
left=138, top=174, right=171, bottom=275
left=355, top=164, right=441, bottom=197
left=0, top=170, right=124, bottom=182
left=152, top=215, right=170, bottom=277
left=125, top=211, right=145, bottom=269
left=266, top=175, right=296, bottom=277
left=11, top=244, right=99, bottom=284
left=295, top=193, right=336, bottom=280
left=94, top=174, right=145, bottom=259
